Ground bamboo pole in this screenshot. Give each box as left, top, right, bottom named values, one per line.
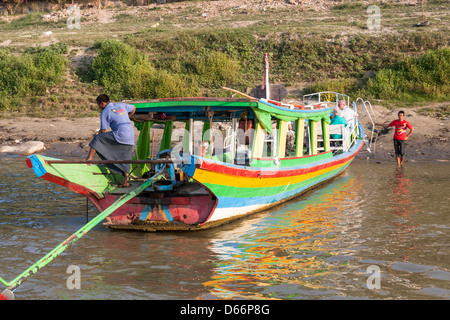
left=221, top=87, right=258, bottom=101
left=0, top=167, right=166, bottom=292
left=45, top=159, right=184, bottom=165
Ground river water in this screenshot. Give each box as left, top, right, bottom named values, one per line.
left=0, top=156, right=448, bottom=300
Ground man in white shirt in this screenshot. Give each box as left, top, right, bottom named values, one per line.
left=338, top=100, right=357, bottom=124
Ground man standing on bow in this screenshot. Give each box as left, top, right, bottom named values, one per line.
left=87, top=94, right=136, bottom=187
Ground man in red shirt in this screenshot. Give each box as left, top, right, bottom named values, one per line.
left=376, top=111, right=414, bottom=167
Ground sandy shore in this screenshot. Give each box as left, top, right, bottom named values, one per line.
left=0, top=103, right=449, bottom=162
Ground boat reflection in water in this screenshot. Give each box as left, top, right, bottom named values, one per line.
left=202, top=171, right=364, bottom=299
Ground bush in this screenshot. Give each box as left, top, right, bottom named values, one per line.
left=147, top=71, right=199, bottom=98
left=90, top=39, right=198, bottom=100
left=306, top=48, right=450, bottom=105
left=360, top=48, right=450, bottom=103
left=0, top=45, right=67, bottom=110
left=194, top=51, right=241, bottom=88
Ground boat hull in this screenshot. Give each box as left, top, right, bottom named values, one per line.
left=26, top=135, right=363, bottom=232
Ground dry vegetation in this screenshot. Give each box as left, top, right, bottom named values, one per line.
left=0, top=0, right=449, bottom=117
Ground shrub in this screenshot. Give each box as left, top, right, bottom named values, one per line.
left=0, top=45, right=67, bottom=110
left=90, top=39, right=154, bottom=99
left=90, top=39, right=198, bottom=99
left=147, top=71, right=199, bottom=98
left=194, top=51, right=241, bottom=88
left=360, top=48, right=450, bottom=102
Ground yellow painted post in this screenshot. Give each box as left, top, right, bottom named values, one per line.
left=310, top=120, right=318, bottom=155
left=295, top=119, right=305, bottom=157
left=277, top=120, right=287, bottom=158
left=252, top=121, right=266, bottom=159
left=322, top=119, right=330, bottom=152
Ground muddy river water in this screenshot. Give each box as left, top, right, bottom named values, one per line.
left=0, top=157, right=448, bottom=300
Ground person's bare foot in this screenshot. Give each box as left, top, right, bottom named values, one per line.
left=118, top=173, right=130, bottom=187
left=118, top=183, right=130, bottom=188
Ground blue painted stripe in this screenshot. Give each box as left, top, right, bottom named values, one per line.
left=160, top=203, right=174, bottom=222
left=138, top=203, right=174, bottom=222
left=139, top=205, right=151, bottom=221
left=27, top=155, right=47, bottom=177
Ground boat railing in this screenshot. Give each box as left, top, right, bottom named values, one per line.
left=355, top=97, right=378, bottom=153
left=303, top=91, right=350, bottom=109
left=318, top=117, right=356, bottom=153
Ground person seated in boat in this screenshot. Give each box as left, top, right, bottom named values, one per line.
left=286, top=121, right=295, bottom=153
left=338, top=100, right=357, bottom=125
left=330, top=107, right=347, bottom=140
left=86, top=94, right=136, bottom=188
left=238, top=114, right=254, bottom=146
left=195, top=141, right=209, bottom=158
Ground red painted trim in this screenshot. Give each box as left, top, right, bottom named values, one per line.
left=40, top=173, right=103, bottom=209
left=254, top=151, right=333, bottom=161
left=267, top=99, right=282, bottom=106
left=267, top=99, right=305, bottom=110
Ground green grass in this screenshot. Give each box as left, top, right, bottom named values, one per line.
left=417, top=106, right=450, bottom=118
left=0, top=1, right=448, bottom=115
left=0, top=12, right=65, bottom=30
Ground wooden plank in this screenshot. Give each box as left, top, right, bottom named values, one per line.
left=130, top=113, right=176, bottom=122
left=45, top=159, right=184, bottom=165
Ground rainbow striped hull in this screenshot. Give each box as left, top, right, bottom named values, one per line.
left=186, top=139, right=363, bottom=226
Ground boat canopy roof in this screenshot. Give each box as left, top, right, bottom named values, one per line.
left=126, top=97, right=331, bottom=133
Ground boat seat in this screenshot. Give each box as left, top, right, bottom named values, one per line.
left=318, top=124, right=346, bottom=151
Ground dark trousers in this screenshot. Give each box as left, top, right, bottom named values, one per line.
left=393, top=139, right=406, bottom=157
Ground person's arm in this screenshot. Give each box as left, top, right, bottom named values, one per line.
left=129, top=106, right=136, bottom=117
left=99, top=109, right=109, bottom=133
left=375, top=120, right=394, bottom=129
left=374, top=122, right=388, bottom=128
left=405, top=125, right=414, bottom=140
left=126, top=104, right=136, bottom=117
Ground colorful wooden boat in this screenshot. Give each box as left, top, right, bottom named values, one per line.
left=26, top=92, right=373, bottom=231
